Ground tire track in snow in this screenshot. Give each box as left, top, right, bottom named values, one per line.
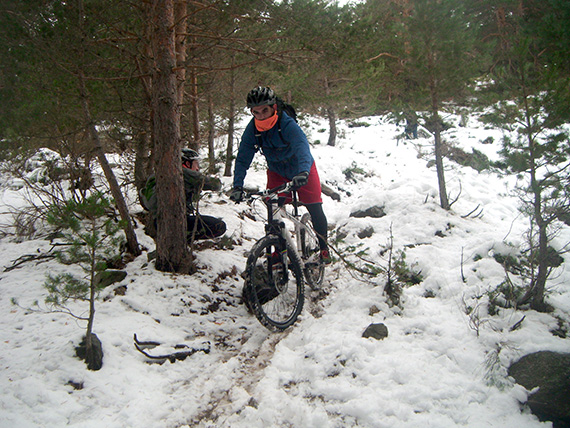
left=190, top=277, right=335, bottom=426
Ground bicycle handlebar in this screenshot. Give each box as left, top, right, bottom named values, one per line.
left=246, top=181, right=297, bottom=199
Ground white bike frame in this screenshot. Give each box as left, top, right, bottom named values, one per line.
left=250, top=182, right=322, bottom=272
left=270, top=197, right=322, bottom=269
left=272, top=203, right=303, bottom=262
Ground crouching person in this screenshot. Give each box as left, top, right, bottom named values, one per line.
left=140, top=148, right=226, bottom=241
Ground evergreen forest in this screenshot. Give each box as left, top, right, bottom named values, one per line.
left=2, top=3, right=570, bottom=425
left=1, top=0, right=569, bottom=305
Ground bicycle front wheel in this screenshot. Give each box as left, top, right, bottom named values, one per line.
left=244, top=235, right=304, bottom=331
left=300, top=213, right=325, bottom=288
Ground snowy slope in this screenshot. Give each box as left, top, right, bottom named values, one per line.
left=0, top=113, right=568, bottom=428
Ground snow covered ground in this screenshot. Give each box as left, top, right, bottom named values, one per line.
left=1, top=112, right=569, bottom=428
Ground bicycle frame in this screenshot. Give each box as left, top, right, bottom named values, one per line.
left=253, top=183, right=308, bottom=266
left=247, top=181, right=325, bottom=289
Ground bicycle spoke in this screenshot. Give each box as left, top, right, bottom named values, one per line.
left=245, top=236, right=304, bottom=331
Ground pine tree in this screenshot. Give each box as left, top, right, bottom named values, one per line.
left=481, top=0, right=570, bottom=311
left=44, top=192, right=124, bottom=370
left=364, top=0, right=480, bottom=209
left=0, top=0, right=142, bottom=255
left=270, top=0, right=358, bottom=146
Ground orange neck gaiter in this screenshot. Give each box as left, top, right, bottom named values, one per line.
left=255, top=111, right=278, bottom=132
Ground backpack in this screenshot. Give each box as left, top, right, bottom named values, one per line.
left=276, top=97, right=297, bottom=123
left=254, top=97, right=297, bottom=152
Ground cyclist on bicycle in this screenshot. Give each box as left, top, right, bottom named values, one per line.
left=230, top=86, right=330, bottom=263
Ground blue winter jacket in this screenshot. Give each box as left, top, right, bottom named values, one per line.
left=233, top=112, right=314, bottom=188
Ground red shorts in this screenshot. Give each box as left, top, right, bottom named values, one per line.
left=266, top=162, right=322, bottom=204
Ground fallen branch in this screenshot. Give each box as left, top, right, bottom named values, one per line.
left=366, top=52, right=400, bottom=63
left=509, top=315, right=526, bottom=331
left=448, top=181, right=462, bottom=208
left=461, top=204, right=484, bottom=219
left=4, top=252, right=57, bottom=272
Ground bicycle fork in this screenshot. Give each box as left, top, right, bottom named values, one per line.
left=264, top=220, right=289, bottom=286
left=265, top=202, right=302, bottom=287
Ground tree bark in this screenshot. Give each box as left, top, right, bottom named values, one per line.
left=134, top=125, right=152, bottom=191
left=528, top=115, right=548, bottom=311
left=151, top=0, right=191, bottom=272
left=324, top=76, right=337, bottom=147
left=189, top=66, right=200, bottom=147
left=77, top=70, right=141, bottom=256
left=429, top=79, right=449, bottom=209
left=174, top=0, right=187, bottom=115
left=186, top=3, right=199, bottom=146
left=74, top=0, right=140, bottom=257
left=224, top=60, right=236, bottom=177
left=327, top=107, right=337, bottom=147
left=207, top=92, right=216, bottom=174
left=434, top=124, right=450, bottom=210
left=134, top=5, right=154, bottom=193
left=424, top=38, right=450, bottom=211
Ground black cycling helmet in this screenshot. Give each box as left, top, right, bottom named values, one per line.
left=246, top=86, right=276, bottom=108
left=181, top=148, right=199, bottom=163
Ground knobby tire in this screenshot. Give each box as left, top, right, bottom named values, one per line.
left=244, top=235, right=304, bottom=331
left=300, top=213, right=325, bottom=288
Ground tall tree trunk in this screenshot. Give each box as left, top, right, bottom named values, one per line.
left=174, top=0, right=187, bottom=119
left=424, top=41, right=450, bottom=211
left=528, top=115, right=548, bottom=311
left=134, top=125, right=152, bottom=191
left=207, top=93, right=216, bottom=174
left=189, top=66, right=200, bottom=147
left=434, top=123, right=449, bottom=210
left=75, top=0, right=140, bottom=256
left=184, top=3, right=198, bottom=148
left=151, top=0, right=191, bottom=273
left=224, top=112, right=235, bottom=177
left=224, top=60, right=236, bottom=177
left=77, top=70, right=141, bottom=257
left=518, top=135, right=549, bottom=311
left=86, top=240, right=97, bottom=360
left=134, top=7, right=154, bottom=192
left=326, top=107, right=337, bottom=147
left=324, top=76, right=337, bottom=147
left=532, top=204, right=549, bottom=311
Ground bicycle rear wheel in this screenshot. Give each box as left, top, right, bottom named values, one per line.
left=300, top=213, right=325, bottom=288
left=244, top=235, right=304, bottom=331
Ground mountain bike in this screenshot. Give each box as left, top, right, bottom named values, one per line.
left=242, top=182, right=325, bottom=331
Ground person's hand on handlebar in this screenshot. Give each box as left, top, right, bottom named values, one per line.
left=291, top=171, right=309, bottom=189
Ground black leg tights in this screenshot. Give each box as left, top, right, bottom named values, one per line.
left=305, top=203, right=328, bottom=250
left=187, top=215, right=226, bottom=240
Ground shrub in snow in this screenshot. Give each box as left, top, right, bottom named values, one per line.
left=44, top=192, right=125, bottom=370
